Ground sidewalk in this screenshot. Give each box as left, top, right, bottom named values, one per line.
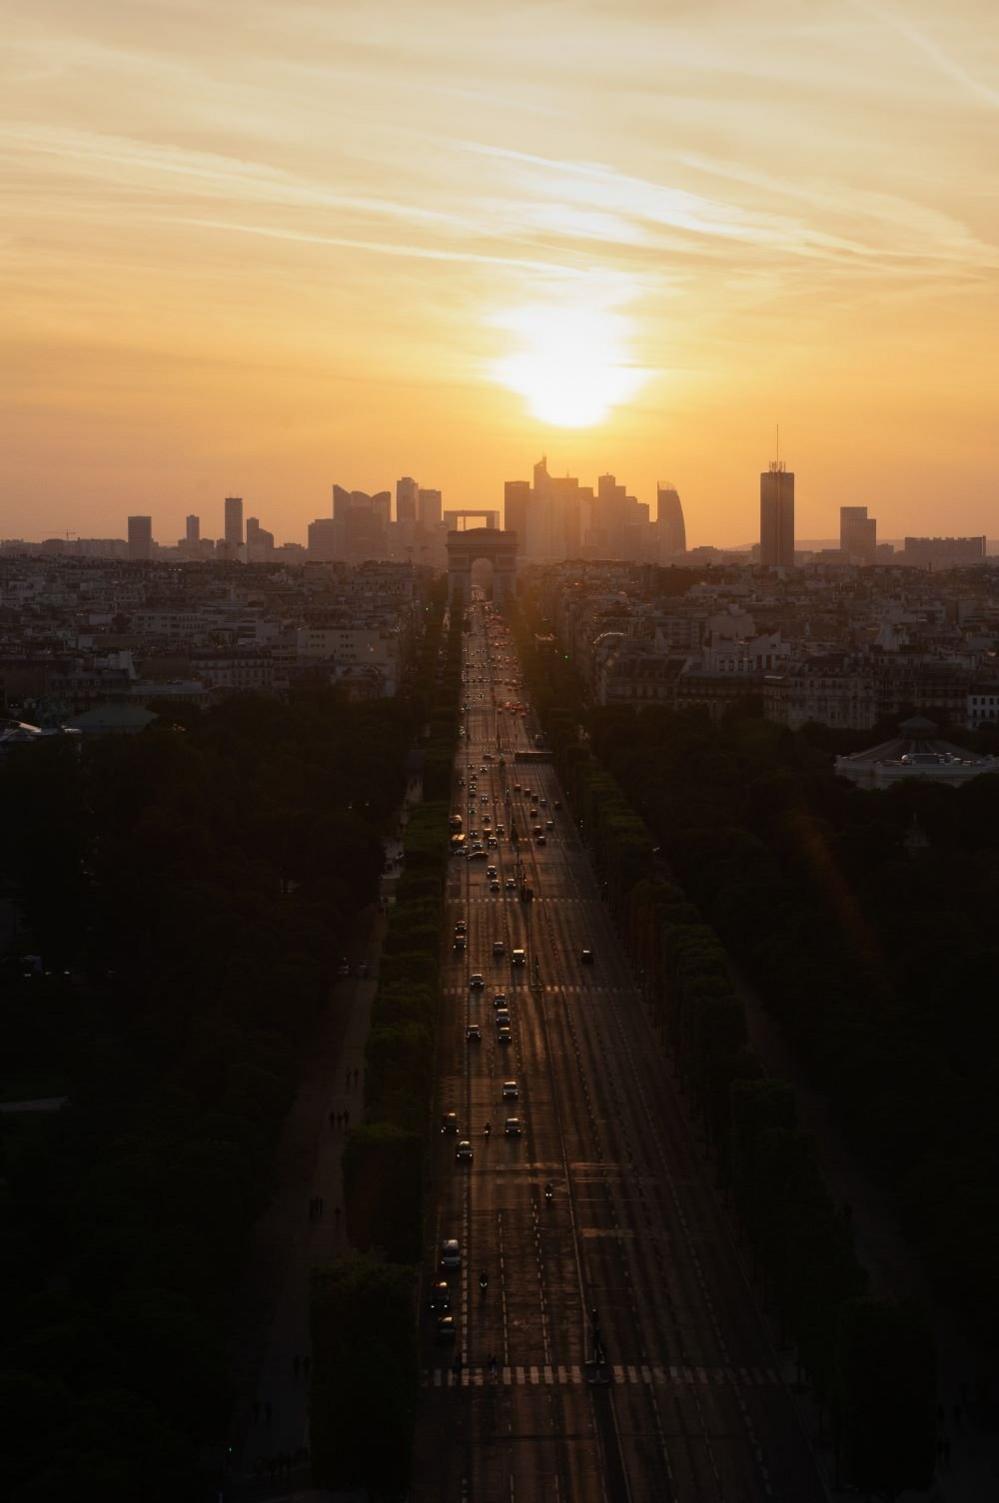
left=224, top=798, right=416, bottom=1499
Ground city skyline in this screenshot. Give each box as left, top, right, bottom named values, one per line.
left=4, top=1, right=998, bottom=544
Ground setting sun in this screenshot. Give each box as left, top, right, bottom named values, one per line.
left=491, top=299, right=648, bottom=428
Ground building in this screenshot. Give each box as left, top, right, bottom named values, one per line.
left=396, top=476, right=419, bottom=524
left=418, top=488, right=442, bottom=528
left=224, top=496, right=244, bottom=557
left=902, top=536, right=987, bottom=568
left=308, top=519, right=339, bottom=561
left=186, top=515, right=200, bottom=544
left=656, top=485, right=686, bottom=556
left=840, top=505, right=877, bottom=564
left=246, top=517, right=274, bottom=560
left=127, top=516, right=153, bottom=562
left=834, top=716, right=997, bottom=788
left=504, top=481, right=531, bottom=544
left=760, top=462, right=794, bottom=567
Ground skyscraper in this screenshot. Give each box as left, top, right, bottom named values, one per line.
left=127, top=515, right=153, bottom=561
left=656, top=485, right=686, bottom=554
left=224, top=496, right=244, bottom=556
left=396, top=476, right=419, bottom=523
left=185, top=514, right=200, bottom=544
left=504, top=481, right=531, bottom=546
left=760, top=462, right=795, bottom=567
left=417, top=488, right=442, bottom=527
left=840, top=505, right=876, bottom=563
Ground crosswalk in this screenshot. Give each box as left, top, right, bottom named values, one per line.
left=423, top=1362, right=781, bottom=1390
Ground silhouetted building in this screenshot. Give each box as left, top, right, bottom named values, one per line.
left=186, top=514, right=200, bottom=544
left=504, top=481, right=531, bottom=543
left=224, top=496, right=244, bottom=557
left=396, top=476, right=419, bottom=524
left=246, top=517, right=274, bottom=560
left=127, top=515, right=153, bottom=562
left=308, top=519, right=339, bottom=560
left=840, top=505, right=876, bottom=564
left=760, top=462, right=795, bottom=567
left=902, top=536, right=986, bottom=568
left=656, top=485, right=686, bottom=554
left=418, top=488, right=442, bottom=528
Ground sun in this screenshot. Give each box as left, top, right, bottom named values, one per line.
left=491, top=297, right=647, bottom=428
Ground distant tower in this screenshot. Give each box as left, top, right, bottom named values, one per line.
left=185, top=514, right=200, bottom=544
left=417, top=488, right=442, bottom=527
left=656, top=484, right=686, bottom=554
left=127, top=515, right=153, bottom=561
left=840, top=505, right=876, bottom=563
left=760, top=462, right=795, bottom=567
left=396, top=476, right=419, bottom=524
left=224, top=496, right=244, bottom=555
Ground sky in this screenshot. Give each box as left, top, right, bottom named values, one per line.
left=3, top=0, right=998, bottom=547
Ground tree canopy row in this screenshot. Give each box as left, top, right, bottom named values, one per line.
left=312, top=582, right=463, bottom=1499
left=0, top=683, right=416, bottom=1501
left=513, top=595, right=936, bottom=1497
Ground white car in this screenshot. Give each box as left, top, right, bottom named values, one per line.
left=502, top=1080, right=519, bottom=1100
left=440, top=1238, right=461, bottom=1269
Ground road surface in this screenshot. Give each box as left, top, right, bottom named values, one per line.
left=412, top=599, right=826, bottom=1503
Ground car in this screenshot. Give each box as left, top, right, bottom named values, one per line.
left=532, top=825, right=543, bottom=837
left=554, top=800, right=562, bottom=811
left=494, top=1008, right=511, bottom=1027
left=502, top=1080, right=519, bottom=1099
left=496, top=825, right=506, bottom=837
left=493, top=992, right=508, bottom=1008
left=452, top=936, right=466, bottom=953
left=428, top=1279, right=451, bottom=1314
left=505, top=877, right=517, bottom=891
left=489, top=880, right=501, bottom=893
left=482, top=814, right=492, bottom=827
left=456, top=1139, right=473, bottom=1163
left=511, top=948, right=526, bottom=966
left=536, top=833, right=547, bottom=846
left=497, top=1027, right=513, bottom=1046
left=337, top=962, right=351, bottom=977
left=469, top=848, right=487, bottom=861
left=487, top=837, right=498, bottom=850
left=469, top=830, right=480, bottom=841
left=513, top=783, right=521, bottom=792
left=581, top=948, right=594, bottom=965
left=440, top=1237, right=461, bottom=1269
left=504, top=1116, right=523, bottom=1136
left=436, top=1315, right=458, bottom=1343
left=492, top=939, right=505, bottom=956
left=546, top=819, right=554, bottom=830
left=486, top=866, right=498, bottom=879
left=455, top=919, right=467, bottom=935
left=441, top=1111, right=459, bottom=1134
left=466, top=1023, right=482, bottom=1042
left=469, top=973, right=484, bottom=989
left=540, top=797, right=548, bottom=807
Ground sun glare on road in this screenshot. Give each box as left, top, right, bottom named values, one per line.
left=491, top=296, right=647, bottom=428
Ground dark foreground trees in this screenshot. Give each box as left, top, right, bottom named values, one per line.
left=0, top=687, right=415, bottom=1500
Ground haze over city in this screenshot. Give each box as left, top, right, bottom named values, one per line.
left=4, top=5, right=999, bottom=1502
left=5, top=0, right=999, bottom=545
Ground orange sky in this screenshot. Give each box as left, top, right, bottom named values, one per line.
left=3, top=0, right=998, bottom=546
